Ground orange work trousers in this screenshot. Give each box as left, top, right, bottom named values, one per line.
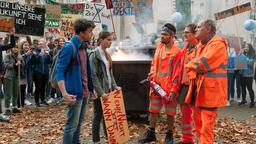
left=193, top=107, right=217, bottom=144
left=180, top=104, right=194, bottom=143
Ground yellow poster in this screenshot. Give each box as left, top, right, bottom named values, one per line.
left=60, top=14, right=81, bottom=40
left=101, top=90, right=130, bottom=144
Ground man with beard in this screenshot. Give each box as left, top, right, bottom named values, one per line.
left=138, top=23, right=180, bottom=144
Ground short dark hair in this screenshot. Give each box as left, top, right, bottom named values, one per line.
left=186, top=23, right=197, bottom=34
left=163, top=23, right=176, bottom=34
left=74, top=18, right=95, bottom=35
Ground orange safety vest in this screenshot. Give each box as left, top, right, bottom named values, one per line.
left=168, top=43, right=197, bottom=95
left=149, top=42, right=180, bottom=94
left=185, top=35, right=228, bottom=108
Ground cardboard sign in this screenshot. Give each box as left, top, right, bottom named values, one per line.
left=112, top=0, right=134, bottom=16
left=84, top=2, right=111, bottom=26
left=45, top=4, right=61, bottom=28
left=0, top=1, right=45, bottom=36
left=0, top=16, right=14, bottom=32
left=215, top=2, right=251, bottom=20
left=101, top=90, right=130, bottom=144
left=60, top=14, right=81, bottom=40
left=45, top=0, right=85, bottom=15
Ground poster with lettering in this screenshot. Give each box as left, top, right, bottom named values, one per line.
left=101, top=90, right=130, bottom=144
left=112, top=0, right=134, bottom=16
left=45, top=4, right=61, bottom=28
left=0, top=16, right=14, bottom=32
left=0, top=1, right=45, bottom=36
left=45, top=0, right=85, bottom=15
left=60, top=14, right=81, bottom=40
left=84, top=2, right=111, bottom=26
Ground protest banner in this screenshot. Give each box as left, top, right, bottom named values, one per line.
left=84, top=2, right=111, bottom=26
left=60, top=14, right=81, bottom=40
left=112, top=0, right=134, bottom=16
left=101, top=90, right=130, bottom=144
left=45, top=4, right=61, bottom=28
left=0, top=1, right=45, bottom=36
left=0, top=16, right=14, bottom=32
left=46, top=0, right=85, bottom=15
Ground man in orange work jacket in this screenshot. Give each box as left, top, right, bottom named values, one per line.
left=185, top=19, right=228, bottom=144
left=168, top=24, right=198, bottom=144
left=138, top=23, right=180, bottom=144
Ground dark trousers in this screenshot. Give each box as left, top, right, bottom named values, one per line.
left=235, top=72, right=242, bottom=99
left=27, top=69, right=33, bottom=94
left=17, top=84, right=26, bottom=108
left=33, top=73, right=48, bottom=105
left=240, top=77, right=255, bottom=103
left=92, top=98, right=107, bottom=142
left=227, top=73, right=235, bottom=100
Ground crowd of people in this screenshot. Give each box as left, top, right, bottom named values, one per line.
left=0, top=34, right=67, bottom=118
left=0, top=17, right=255, bottom=144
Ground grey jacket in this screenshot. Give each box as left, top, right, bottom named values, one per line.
left=4, top=54, right=24, bottom=80
left=89, top=48, right=117, bottom=97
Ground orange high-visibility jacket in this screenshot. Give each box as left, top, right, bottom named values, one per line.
left=185, top=35, right=228, bottom=108
left=149, top=42, right=180, bottom=95
left=168, top=43, right=197, bottom=95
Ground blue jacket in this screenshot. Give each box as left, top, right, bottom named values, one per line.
left=30, top=48, right=51, bottom=75
left=55, top=35, right=93, bottom=101
left=239, top=54, right=255, bottom=77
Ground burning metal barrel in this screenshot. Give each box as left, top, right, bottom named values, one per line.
left=112, top=60, right=151, bottom=112
left=111, top=46, right=155, bottom=113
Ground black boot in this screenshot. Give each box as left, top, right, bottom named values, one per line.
left=138, top=128, right=157, bottom=143
left=165, top=130, right=174, bottom=144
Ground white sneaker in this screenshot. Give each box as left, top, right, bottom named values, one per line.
left=230, top=97, right=234, bottom=101
left=237, top=98, right=242, bottom=103
left=24, top=99, right=32, bottom=106
left=47, top=98, right=57, bottom=104
left=227, top=101, right=230, bottom=106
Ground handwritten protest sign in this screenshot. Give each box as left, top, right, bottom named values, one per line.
left=60, top=14, right=81, bottom=40
left=46, top=0, right=85, bottom=15
left=84, top=2, right=111, bottom=26
left=215, top=2, right=251, bottom=20
left=101, top=90, right=130, bottom=144
left=0, top=1, right=45, bottom=36
left=112, top=0, right=134, bottom=16
left=0, top=16, right=14, bottom=32
left=45, top=4, right=61, bottom=28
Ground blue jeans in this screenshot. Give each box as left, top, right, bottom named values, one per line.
left=235, top=71, right=242, bottom=99
left=62, top=97, right=88, bottom=144
left=228, top=72, right=235, bottom=100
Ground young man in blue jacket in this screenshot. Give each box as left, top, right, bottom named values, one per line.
left=55, top=18, right=95, bottom=144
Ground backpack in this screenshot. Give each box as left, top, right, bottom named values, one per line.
left=49, top=41, right=76, bottom=89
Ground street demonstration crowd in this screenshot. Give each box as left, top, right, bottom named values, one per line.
left=0, top=18, right=256, bottom=144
